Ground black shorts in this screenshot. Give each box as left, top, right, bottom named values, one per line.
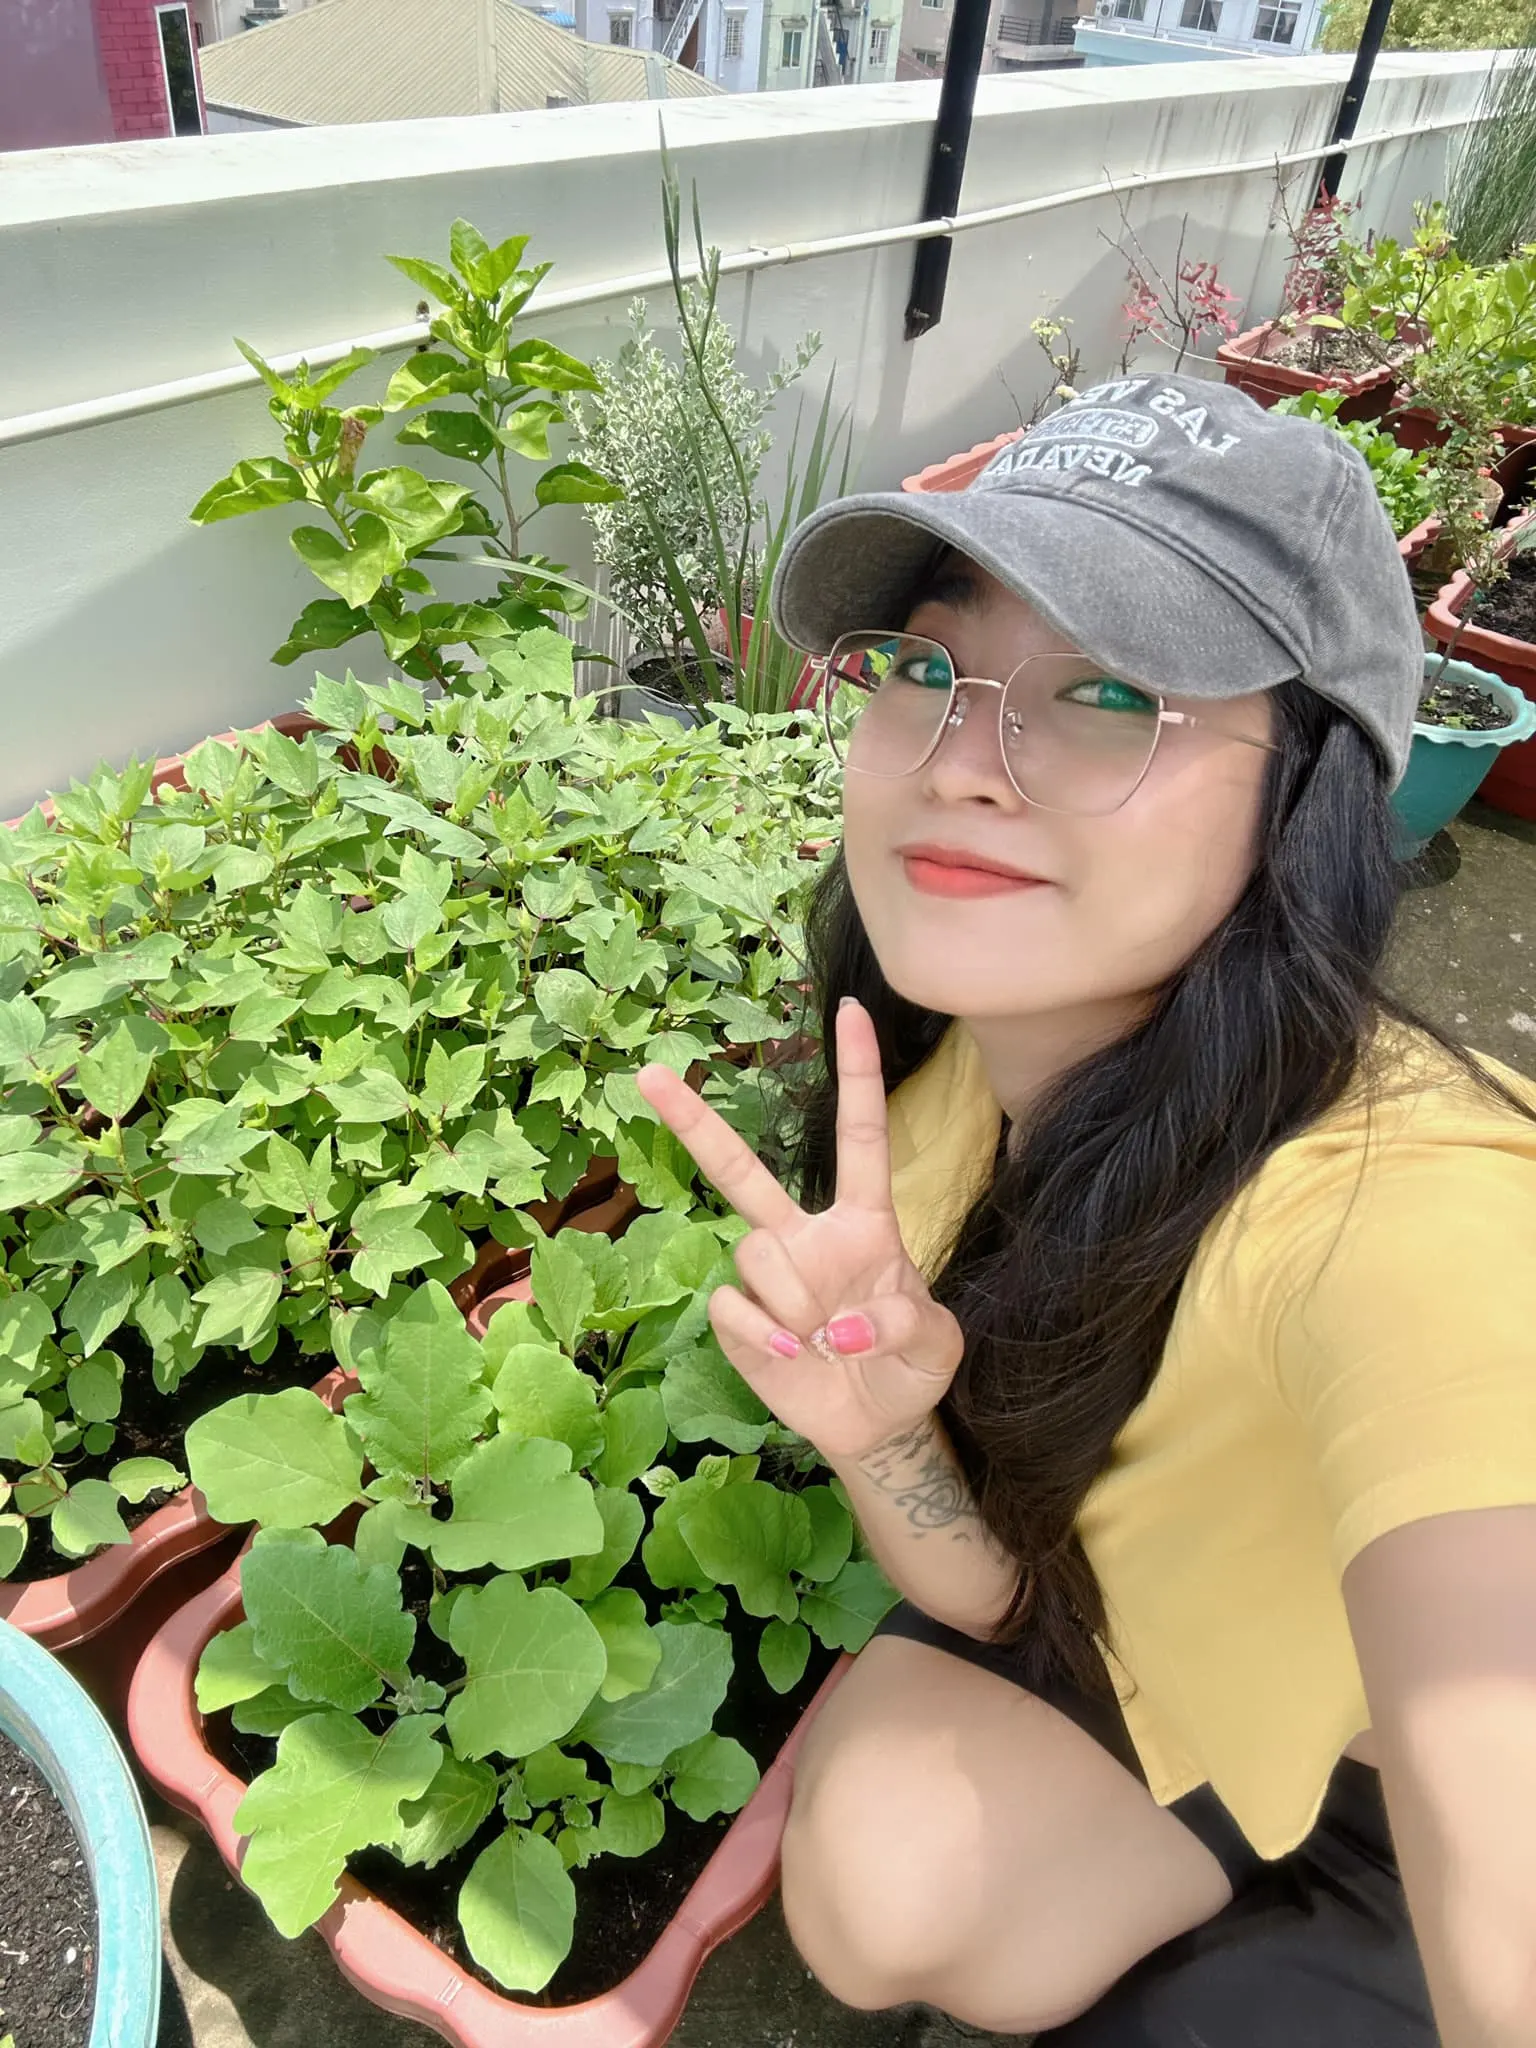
left=872, top=1602, right=1438, bottom=2044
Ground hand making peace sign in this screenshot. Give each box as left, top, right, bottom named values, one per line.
left=634, top=998, right=965, bottom=1466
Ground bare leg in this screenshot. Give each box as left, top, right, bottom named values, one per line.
left=781, top=1635, right=1236, bottom=2034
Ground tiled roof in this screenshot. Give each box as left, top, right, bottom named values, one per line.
left=199, top=0, right=721, bottom=123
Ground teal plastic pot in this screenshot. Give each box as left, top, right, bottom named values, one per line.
left=0, top=1618, right=160, bottom=2048
left=1392, top=658, right=1536, bottom=858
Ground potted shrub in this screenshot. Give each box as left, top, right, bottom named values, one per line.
left=1426, top=515, right=1536, bottom=820
left=0, top=633, right=836, bottom=1647
left=1, top=1616, right=160, bottom=2048
left=1391, top=657, right=1536, bottom=858
left=130, top=1246, right=895, bottom=2038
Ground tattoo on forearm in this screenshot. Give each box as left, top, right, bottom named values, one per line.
left=857, top=1420, right=981, bottom=1540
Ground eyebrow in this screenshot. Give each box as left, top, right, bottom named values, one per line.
left=903, top=548, right=987, bottom=618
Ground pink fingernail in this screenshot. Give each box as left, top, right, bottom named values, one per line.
left=768, top=1330, right=801, bottom=1358
left=826, top=1313, right=876, bottom=1355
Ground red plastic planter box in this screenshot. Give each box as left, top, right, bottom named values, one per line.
left=902, top=428, right=1025, bottom=495
left=129, top=1552, right=851, bottom=2047
left=1216, top=321, right=1394, bottom=423
left=1425, top=545, right=1536, bottom=824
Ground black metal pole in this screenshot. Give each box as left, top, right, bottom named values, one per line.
left=1316, top=0, right=1396, bottom=202
left=903, top=0, right=993, bottom=341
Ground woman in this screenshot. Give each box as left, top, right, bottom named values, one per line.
left=636, top=376, right=1536, bottom=2045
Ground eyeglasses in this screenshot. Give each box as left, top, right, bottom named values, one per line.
left=813, top=632, right=1280, bottom=817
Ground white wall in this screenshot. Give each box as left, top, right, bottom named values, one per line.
left=0, top=53, right=1491, bottom=814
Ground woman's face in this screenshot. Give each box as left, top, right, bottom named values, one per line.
left=840, top=559, right=1277, bottom=1034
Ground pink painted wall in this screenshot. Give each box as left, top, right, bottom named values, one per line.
left=0, top=0, right=206, bottom=150
left=0, top=0, right=114, bottom=150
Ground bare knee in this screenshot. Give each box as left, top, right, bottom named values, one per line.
left=780, top=1722, right=990, bottom=2009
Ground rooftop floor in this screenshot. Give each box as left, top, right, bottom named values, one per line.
left=117, top=800, right=1536, bottom=2048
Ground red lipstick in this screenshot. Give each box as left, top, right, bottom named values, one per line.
left=897, top=843, right=1048, bottom=899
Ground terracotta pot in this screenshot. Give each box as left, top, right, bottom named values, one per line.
left=901, top=427, right=1026, bottom=495
left=0, top=1364, right=351, bottom=1655
left=1216, top=321, right=1394, bottom=423
left=1424, top=517, right=1536, bottom=821
left=1398, top=513, right=1442, bottom=567
left=129, top=1539, right=852, bottom=2046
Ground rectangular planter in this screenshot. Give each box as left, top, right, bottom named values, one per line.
left=1216, top=321, right=1395, bottom=423
left=128, top=1551, right=851, bottom=2048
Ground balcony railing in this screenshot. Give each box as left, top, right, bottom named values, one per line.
left=997, top=13, right=1083, bottom=43
left=0, top=52, right=1494, bottom=810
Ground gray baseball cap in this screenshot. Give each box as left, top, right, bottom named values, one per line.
left=770, top=375, right=1424, bottom=785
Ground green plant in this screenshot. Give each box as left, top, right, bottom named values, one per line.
left=1271, top=390, right=1442, bottom=538
left=1447, top=34, right=1536, bottom=265
left=0, top=633, right=838, bottom=1577
left=567, top=292, right=819, bottom=659
left=183, top=1257, right=897, bottom=1991
left=190, top=220, right=621, bottom=688
left=578, top=147, right=853, bottom=719
left=1321, top=0, right=1528, bottom=51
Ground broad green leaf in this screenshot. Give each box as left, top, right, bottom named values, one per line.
left=381, top=888, right=444, bottom=955
left=758, top=1618, right=811, bottom=1695
left=799, top=1487, right=854, bottom=1584
left=393, top=1749, right=498, bottom=1868
left=447, top=1577, right=606, bottom=1759
left=520, top=1746, right=596, bottom=1806
left=0, top=1400, right=53, bottom=1468
left=235, top=1711, right=442, bottom=1936
left=563, top=1485, right=643, bottom=1602
left=430, top=1434, right=603, bottom=1574
left=344, top=1280, right=488, bottom=1483
left=196, top=1619, right=286, bottom=1713
left=798, top=1560, right=900, bottom=1654
left=231, top=1687, right=316, bottom=1738
left=74, top=1021, right=153, bottom=1121
left=459, top=1825, right=575, bottom=1993
left=680, top=1483, right=811, bottom=1622
left=348, top=1188, right=437, bottom=1295
left=354, top=468, right=471, bottom=550
left=250, top=1133, right=339, bottom=1219
left=383, top=350, right=477, bottom=409
left=0, top=1295, right=53, bottom=1373
left=416, top=1041, right=483, bottom=1122
left=396, top=409, right=496, bottom=465
left=192, top=1268, right=283, bottom=1350
left=0, top=1516, right=27, bottom=1577
left=583, top=1587, right=662, bottom=1703
left=503, top=338, right=601, bottom=394
left=660, top=1340, right=769, bottom=1455
left=0, top=1151, right=85, bottom=1210
left=191, top=1197, right=264, bottom=1258
left=321, top=1070, right=412, bottom=1122
left=61, top=1267, right=137, bottom=1357
left=135, top=1273, right=193, bottom=1351
left=51, top=1479, right=130, bottom=1557
left=667, top=1732, right=760, bottom=1822
left=534, top=461, right=623, bottom=508
left=292, top=515, right=403, bottom=609
left=68, top=1351, right=124, bottom=1423
left=243, top=1527, right=414, bottom=1712
left=593, top=1789, right=664, bottom=1858
left=109, top=1455, right=185, bottom=1504
left=497, top=400, right=565, bottom=460
left=228, top=990, right=303, bottom=1043
left=78, top=1210, right=151, bottom=1273
left=156, top=1098, right=264, bottom=1178
left=594, top=1386, right=667, bottom=1491
left=0, top=993, right=45, bottom=1067
left=532, top=968, right=602, bottom=1043
left=574, top=1621, right=733, bottom=1767
left=640, top=1465, right=734, bottom=1593
left=190, top=457, right=309, bottom=524
left=488, top=1343, right=602, bottom=1468
left=185, top=1388, right=364, bottom=1528
left=527, top=1232, right=595, bottom=1354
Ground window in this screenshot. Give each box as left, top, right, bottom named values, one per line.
left=1108, top=0, right=1146, bottom=18
left=869, top=21, right=889, bottom=59
left=780, top=24, right=804, bottom=64
left=920, top=0, right=947, bottom=11
left=609, top=10, right=633, bottom=41
left=1253, top=0, right=1299, bottom=38
left=155, top=4, right=202, bottom=137
left=723, top=9, right=745, bottom=55
left=1179, top=0, right=1221, bottom=26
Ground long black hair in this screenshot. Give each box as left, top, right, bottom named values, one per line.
left=789, top=678, right=1536, bottom=1698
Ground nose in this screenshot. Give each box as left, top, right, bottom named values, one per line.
left=919, top=681, right=1024, bottom=809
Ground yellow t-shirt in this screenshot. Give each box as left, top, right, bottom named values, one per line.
left=885, top=1019, right=1536, bottom=1859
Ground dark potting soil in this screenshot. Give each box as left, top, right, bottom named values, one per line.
left=214, top=1543, right=835, bottom=2008
left=1259, top=327, right=1404, bottom=378
left=0, top=1729, right=96, bottom=2048
left=7, top=1332, right=317, bottom=1584
left=1469, top=549, right=1536, bottom=644
left=1417, top=676, right=1513, bottom=732
left=627, top=654, right=736, bottom=706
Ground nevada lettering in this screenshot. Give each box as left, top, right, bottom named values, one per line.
left=993, top=440, right=1152, bottom=487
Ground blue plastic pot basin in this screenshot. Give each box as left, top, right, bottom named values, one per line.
left=1392, top=658, right=1536, bottom=859
left=0, top=1620, right=160, bottom=2048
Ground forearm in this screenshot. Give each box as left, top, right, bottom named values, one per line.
left=829, top=1413, right=1019, bottom=1641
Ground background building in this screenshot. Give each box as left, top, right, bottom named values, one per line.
left=1074, top=0, right=1322, bottom=64
left=1, top=0, right=206, bottom=151
left=188, top=0, right=323, bottom=46
left=899, top=0, right=1091, bottom=80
